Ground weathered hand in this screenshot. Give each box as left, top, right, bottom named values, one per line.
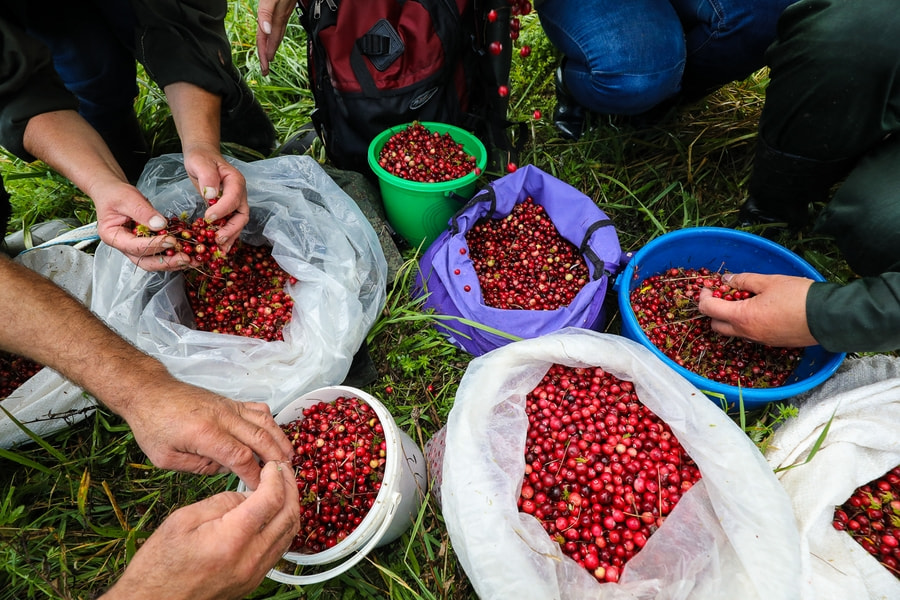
left=182, top=144, right=249, bottom=255
left=100, top=461, right=299, bottom=600
left=123, top=380, right=292, bottom=489
left=697, top=272, right=818, bottom=348
left=256, top=0, right=298, bottom=75
left=92, top=178, right=191, bottom=271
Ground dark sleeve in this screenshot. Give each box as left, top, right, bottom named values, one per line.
left=0, top=17, right=79, bottom=161
left=806, top=275, right=900, bottom=353
left=131, top=0, right=235, bottom=97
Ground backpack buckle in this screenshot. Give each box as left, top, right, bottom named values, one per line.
left=358, top=19, right=405, bottom=71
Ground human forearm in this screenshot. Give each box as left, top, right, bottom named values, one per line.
left=0, top=255, right=168, bottom=414
left=1, top=255, right=292, bottom=481
left=165, top=82, right=221, bottom=155
left=21, top=110, right=193, bottom=271
left=22, top=109, right=128, bottom=189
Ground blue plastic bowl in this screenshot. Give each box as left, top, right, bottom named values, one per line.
left=616, top=227, right=846, bottom=411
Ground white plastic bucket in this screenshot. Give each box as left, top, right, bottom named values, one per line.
left=239, top=385, right=427, bottom=585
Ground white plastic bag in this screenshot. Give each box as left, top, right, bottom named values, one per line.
left=91, top=154, right=387, bottom=414
left=2, top=246, right=95, bottom=447
left=765, top=354, right=900, bottom=600
left=440, top=328, right=802, bottom=600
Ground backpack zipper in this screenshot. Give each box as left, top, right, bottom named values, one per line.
left=313, top=0, right=338, bottom=19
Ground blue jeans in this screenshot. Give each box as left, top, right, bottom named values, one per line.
left=537, top=0, right=796, bottom=115
left=21, top=0, right=138, bottom=133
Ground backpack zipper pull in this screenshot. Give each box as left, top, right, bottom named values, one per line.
left=313, top=0, right=337, bottom=19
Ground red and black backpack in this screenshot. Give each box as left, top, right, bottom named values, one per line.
left=296, top=0, right=520, bottom=175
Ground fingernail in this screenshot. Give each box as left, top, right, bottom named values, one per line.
left=208, top=213, right=218, bottom=222
left=262, top=20, right=272, bottom=35
left=203, top=186, right=218, bottom=200
left=148, top=215, right=167, bottom=230
left=722, top=273, right=733, bottom=283
left=162, top=241, right=175, bottom=249
left=217, top=235, right=228, bottom=245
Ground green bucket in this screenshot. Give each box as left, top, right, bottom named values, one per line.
left=368, top=121, right=487, bottom=249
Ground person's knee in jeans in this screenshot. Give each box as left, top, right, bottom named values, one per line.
left=538, top=0, right=686, bottom=116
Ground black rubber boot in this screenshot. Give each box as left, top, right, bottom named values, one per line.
left=738, top=137, right=855, bottom=232
left=277, top=123, right=318, bottom=156
left=553, top=62, right=586, bottom=141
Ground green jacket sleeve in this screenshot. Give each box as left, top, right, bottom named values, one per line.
left=806, top=275, right=900, bottom=353
left=0, top=17, right=79, bottom=161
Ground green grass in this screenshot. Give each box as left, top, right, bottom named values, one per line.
left=0, top=4, right=854, bottom=600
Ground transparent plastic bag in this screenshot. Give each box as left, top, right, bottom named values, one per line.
left=91, top=154, right=387, bottom=414
left=766, top=355, right=900, bottom=600
left=439, top=328, right=802, bottom=600
left=2, top=246, right=95, bottom=447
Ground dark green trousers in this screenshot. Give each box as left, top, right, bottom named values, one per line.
left=752, top=0, right=900, bottom=352
left=756, top=0, right=900, bottom=275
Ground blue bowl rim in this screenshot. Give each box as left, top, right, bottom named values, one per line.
left=616, top=227, right=846, bottom=403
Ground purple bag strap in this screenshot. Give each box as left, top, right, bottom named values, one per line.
left=579, top=218, right=615, bottom=281
left=449, top=187, right=497, bottom=235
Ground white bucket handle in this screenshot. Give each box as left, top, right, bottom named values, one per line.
left=265, top=490, right=403, bottom=585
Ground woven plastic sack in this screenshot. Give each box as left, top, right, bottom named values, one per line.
left=439, top=328, right=802, bottom=600
left=2, top=246, right=95, bottom=447
left=91, top=154, right=387, bottom=415
left=765, top=354, right=900, bottom=600
left=413, top=165, right=624, bottom=355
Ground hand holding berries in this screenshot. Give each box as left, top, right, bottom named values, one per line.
left=631, top=268, right=802, bottom=388
left=131, top=214, right=296, bottom=342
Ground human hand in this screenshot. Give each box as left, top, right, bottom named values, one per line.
left=182, top=145, right=250, bottom=255
left=697, top=272, right=818, bottom=348
left=256, top=0, right=298, bottom=75
left=91, top=178, right=192, bottom=271
left=124, top=379, right=293, bottom=489
left=100, top=461, right=300, bottom=600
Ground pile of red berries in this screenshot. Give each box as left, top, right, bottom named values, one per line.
left=132, top=211, right=296, bottom=342
left=132, top=213, right=228, bottom=264
left=465, top=197, right=589, bottom=310
left=0, top=351, right=43, bottom=399
left=377, top=122, right=478, bottom=183
left=520, top=364, right=701, bottom=583
left=184, top=240, right=296, bottom=342
left=833, top=466, right=900, bottom=578
left=629, top=267, right=801, bottom=388
left=283, top=396, right=387, bottom=553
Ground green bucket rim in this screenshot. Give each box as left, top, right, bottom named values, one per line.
left=367, top=121, right=488, bottom=192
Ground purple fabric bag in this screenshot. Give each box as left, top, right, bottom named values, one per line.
left=414, top=165, right=625, bottom=355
